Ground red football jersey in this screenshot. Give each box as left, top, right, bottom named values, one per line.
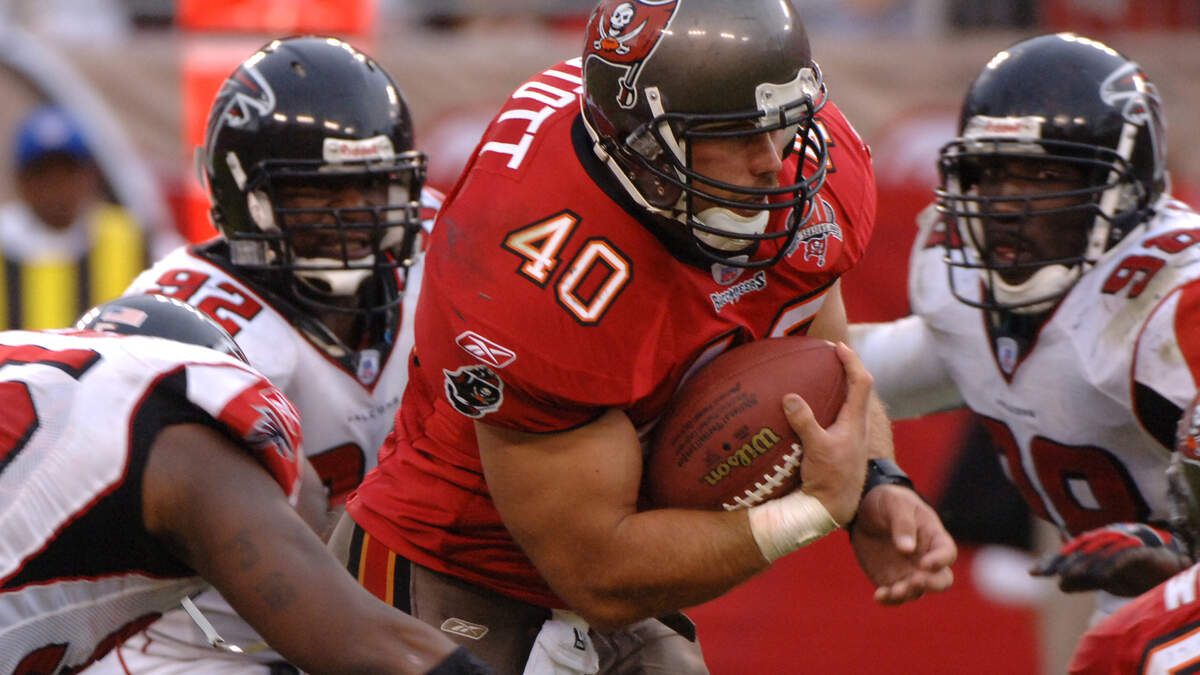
left=1071, top=562, right=1200, bottom=674
left=348, top=58, right=876, bottom=607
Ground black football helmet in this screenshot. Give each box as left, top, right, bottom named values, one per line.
left=201, top=35, right=427, bottom=313
left=937, top=33, right=1167, bottom=313
left=580, top=0, right=828, bottom=269
left=76, top=294, right=249, bottom=363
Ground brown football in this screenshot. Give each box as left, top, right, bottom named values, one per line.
left=645, top=336, right=847, bottom=511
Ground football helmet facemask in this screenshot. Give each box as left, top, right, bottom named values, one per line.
left=202, top=36, right=428, bottom=314
left=581, top=0, right=828, bottom=269
left=937, top=33, right=1167, bottom=314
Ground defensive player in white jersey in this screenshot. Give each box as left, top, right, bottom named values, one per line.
left=0, top=294, right=488, bottom=675
left=91, top=36, right=441, bottom=673
left=849, top=33, right=1200, bottom=621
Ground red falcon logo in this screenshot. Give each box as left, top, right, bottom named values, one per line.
left=585, top=0, right=679, bottom=108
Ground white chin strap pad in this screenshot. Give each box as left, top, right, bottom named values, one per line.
left=293, top=257, right=374, bottom=296
left=990, top=262, right=1081, bottom=313
left=692, top=207, right=770, bottom=251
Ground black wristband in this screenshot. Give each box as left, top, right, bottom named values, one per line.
left=425, top=647, right=495, bottom=675
left=861, top=458, right=915, bottom=498
left=847, top=459, right=918, bottom=534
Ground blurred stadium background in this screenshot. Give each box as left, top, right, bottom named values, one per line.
left=2, top=1, right=1196, bottom=673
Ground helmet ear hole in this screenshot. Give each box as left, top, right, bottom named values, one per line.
left=630, top=164, right=681, bottom=209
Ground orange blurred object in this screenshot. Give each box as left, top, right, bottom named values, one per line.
left=177, top=0, right=377, bottom=34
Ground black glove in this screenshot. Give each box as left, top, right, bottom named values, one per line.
left=1030, top=522, right=1191, bottom=596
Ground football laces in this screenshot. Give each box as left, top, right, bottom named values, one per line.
left=724, top=442, right=804, bottom=511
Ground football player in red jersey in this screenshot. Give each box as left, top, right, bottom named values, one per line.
left=337, top=0, right=956, bottom=672
left=91, top=36, right=446, bottom=673
left=0, top=295, right=489, bottom=675
left=849, top=33, right=1200, bottom=631
left=1068, top=393, right=1200, bottom=674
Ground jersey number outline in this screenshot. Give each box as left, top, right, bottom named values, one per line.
left=980, top=415, right=1149, bottom=535
left=503, top=211, right=631, bottom=325
left=0, top=345, right=101, bottom=474
left=150, top=269, right=264, bottom=337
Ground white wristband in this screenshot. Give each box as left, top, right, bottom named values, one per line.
left=747, top=490, right=840, bottom=563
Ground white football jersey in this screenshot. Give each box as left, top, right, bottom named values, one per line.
left=908, top=197, right=1200, bottom=537
left=0, top=330, right=302, bottom=674
left=90, top=192, right=440, bottom=670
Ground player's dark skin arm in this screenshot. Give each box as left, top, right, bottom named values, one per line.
left=142, top=423, right=462, bottom=675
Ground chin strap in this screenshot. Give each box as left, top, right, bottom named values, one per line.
left=691, top=207, right=770, bottom=252
left=181, top=596, right=269, bottom=655
left=293, top=259, right=374, bottom=296
left=989, top=262, right=1082, bottom=314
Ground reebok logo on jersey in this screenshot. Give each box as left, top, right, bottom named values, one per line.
left=440, top=618, right=489, bottom=640
left=456, top=331, right=517, bottom=368
left=444, top=364, right=503, bottom=418
left=710, top=271, right=767, bottom=313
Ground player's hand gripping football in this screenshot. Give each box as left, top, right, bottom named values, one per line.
left=1030, top=522, right=1192, bottom=596
left=782, top=341, right=874, bottom=527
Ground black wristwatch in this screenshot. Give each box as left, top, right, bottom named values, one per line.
left=847, top=459, right=919, bottom=534
left=861, top=458, right=916, bottom=498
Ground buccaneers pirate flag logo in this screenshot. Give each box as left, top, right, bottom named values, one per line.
left=586, top=0, right=679, bottom=109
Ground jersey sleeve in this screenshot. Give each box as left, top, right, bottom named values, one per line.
left=1133, top=276, right=1200, bottom=449
left=414, top=290, right=609, bottom=434
left=1069, top=563, right=1200, bottom=674
left=813, top=101, right=876, bottom=268
left=136, top=345, right=305, bottom=504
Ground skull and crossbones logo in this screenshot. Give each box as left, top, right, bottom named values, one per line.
left=595, top=2, right=644, bottom=55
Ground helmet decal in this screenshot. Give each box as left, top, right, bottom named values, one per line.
left=586, top=0, right=679, bottom=108
left=206, top=65, right=276, bottom=166
left=1100, top=62, right=1159, bottom=126
left=1099, top=61, right=1166, bottom=179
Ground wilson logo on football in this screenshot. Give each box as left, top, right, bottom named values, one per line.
left=443, top=365, right=503, bottom=418
left=456, top=331, right=517, bottom=368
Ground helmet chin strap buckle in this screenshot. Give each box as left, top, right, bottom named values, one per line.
left=691, top=207, right=769, bottom=252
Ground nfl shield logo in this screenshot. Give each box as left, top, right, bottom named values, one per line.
left=996, top=337, right=1018, bottom=375
left=711, top=262, right=744, bottom=286
left=357, top=349, right=381, bottom=385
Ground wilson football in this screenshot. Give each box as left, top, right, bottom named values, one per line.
left=645, top=336, right=846, bottom=511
